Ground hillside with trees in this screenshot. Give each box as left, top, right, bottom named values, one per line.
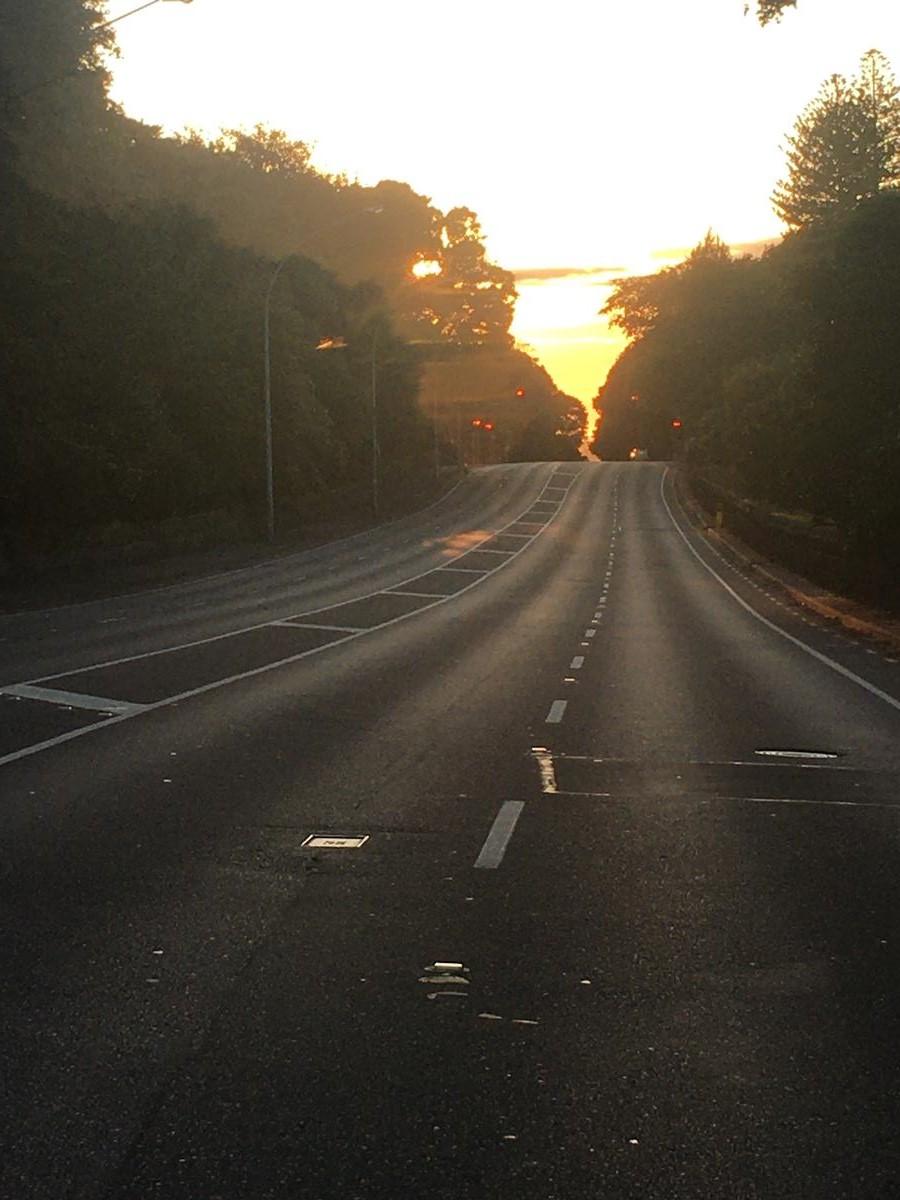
left=592, top=49, right=900, bottom=593
left=0, top=0, right=583, bottom=573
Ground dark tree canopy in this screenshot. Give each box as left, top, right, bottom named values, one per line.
left=0, top=0, right=578, bottom=571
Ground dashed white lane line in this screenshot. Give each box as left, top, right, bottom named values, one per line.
left=3, top=684, right=147, bottom=716
left=570, top=656, right=585, bottom=669
left=585, top=629, right=596, bottom=639
left=546, top=699, right=568, bottom=724
left=474, top=801, right=526, bottom=869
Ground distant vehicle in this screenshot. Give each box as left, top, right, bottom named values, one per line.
left=628, top=447, right=649, bottom=461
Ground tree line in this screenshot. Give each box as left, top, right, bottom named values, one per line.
left=592, top=49, right=900, bottom=575
left=0, top=0, right=584, bottom=569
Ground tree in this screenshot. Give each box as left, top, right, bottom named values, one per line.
left=772, top=54, right=900, bottom=229
left=399, top=207, right=517, bottom=347
left=752, top=0, right=797, bottom=24
left=212, top=124, right=315, bottom=177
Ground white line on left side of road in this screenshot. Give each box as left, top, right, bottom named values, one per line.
left=474, top=801, right=526, bottom=869
left=545, top=700, right=568, bottom=723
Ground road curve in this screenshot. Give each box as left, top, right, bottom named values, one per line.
left=1, top=461, right=899, bottom=1199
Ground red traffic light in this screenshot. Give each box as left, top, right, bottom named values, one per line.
left=671, top=418, right=683, bottom=429
left=471, top=418, right=483, bottom=428
left=483, top=421, right=494, bottom=431
left=515, top=387, right=526, bottom=397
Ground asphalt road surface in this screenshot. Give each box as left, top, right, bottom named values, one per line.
left=2, top=461, right=900, bottom=1199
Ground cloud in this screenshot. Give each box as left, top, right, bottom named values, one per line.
left=513, top=265, right=625, bottom=283
left=650, top=237, right=780, bottom=263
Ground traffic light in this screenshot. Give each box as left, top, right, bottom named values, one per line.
left=671, top=418, right=683, bottom=430
left=483, top=421, right=494, bottom=431
left=515, top=387, right=526, bottom=398
left=471, top=418, right=483, bottom=428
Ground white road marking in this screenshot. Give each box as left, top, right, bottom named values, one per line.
left=301, top=834, right=369, bottom=849
left=1, top=684, right=146, bottom=715
left=474, top=801, right=526, bottom=869
left=385, top=590, right=449, bottom=598
left=272, top=620, right=363, bottom=632
left=546, top=700, right=568, bottom=723
left=1, top=476, right=471, bottom=621
left=755, top=749, right=839, bottom=760
left=585, top=629, right=596, bottom=639
left=661, top=471, right=900, bottom=715
left=570, top=656, right=585, bottom=669
left=0, top=467, right=586, bottom=769
left=532, top=749, right=558, bottom=793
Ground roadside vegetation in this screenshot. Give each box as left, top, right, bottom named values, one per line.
left=592, top=49, right=900, bottom=594
left=0, top=1, right=584, bottom=572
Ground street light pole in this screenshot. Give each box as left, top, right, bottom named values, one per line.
left=263, top=256, right=291, bottom=542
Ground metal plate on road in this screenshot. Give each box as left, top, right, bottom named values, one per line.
left=302, top=834, right=370, bottom=849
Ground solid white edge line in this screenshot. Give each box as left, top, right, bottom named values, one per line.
left=0, top=468, right=591, bottom=768
left=474, top=800, right=526, bottom=869
left=0, top=476, right=472, bottom=621
left=660, top=468, right=900, bottom=715
left=11, top=467, right=576, bottom=691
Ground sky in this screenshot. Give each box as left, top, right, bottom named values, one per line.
left=108, top=0, right=900, bottom=405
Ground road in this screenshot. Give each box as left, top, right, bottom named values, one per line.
left=2, top=460, right=900, bottom=1199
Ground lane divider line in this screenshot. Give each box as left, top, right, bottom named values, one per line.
left=2, top=683, right=147, bottom=715
left=661, top=470, right=900, bottom=716
left=385, top=589, right=454, bottom=599
left=545, top=699, right=568, bottom=724
left=271, top=620, right=363, bottom=632
left=474, top=801, right=526, bottom=869
left=0, top=468, right=592, bottom=768
left=10, top=469, right=575, bottom=692
left=570, top=656, right=585, bottom=669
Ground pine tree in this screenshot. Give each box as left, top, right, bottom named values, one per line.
left=772, top=54, right=900, bottom=230
left=853, top=49, right=900, bottom=194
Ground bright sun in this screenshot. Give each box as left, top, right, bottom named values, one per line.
left=411, top=259, right=442, bottom=279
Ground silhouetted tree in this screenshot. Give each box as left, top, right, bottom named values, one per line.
left=773, top=53, right=900, bottom=229
left=753, top=0, right=796, bottom=24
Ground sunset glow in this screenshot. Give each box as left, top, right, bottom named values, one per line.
left=108, top=0, right=900, bottom=404
left=411, top=259, right=442, bottom=279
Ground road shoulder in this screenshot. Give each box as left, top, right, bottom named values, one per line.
left=674, top=469, right=900, bottom=655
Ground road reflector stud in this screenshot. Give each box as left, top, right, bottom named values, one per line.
left=302, top=834, right=370, bottom=849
